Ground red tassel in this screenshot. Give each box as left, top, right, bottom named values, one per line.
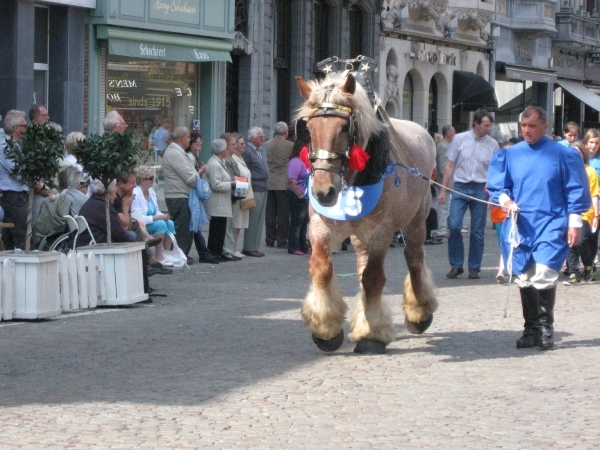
left=300, top=146, right=311, bottom=169
left=348, top=145, right=370, bottom=171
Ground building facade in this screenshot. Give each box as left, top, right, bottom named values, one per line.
left=228, top=0, right=381, bottom=138
left=0, top=0, right=93, bottom=135
left=87, top=0, right=235, bottom=161
left=379, top=0, right=496, bottom=135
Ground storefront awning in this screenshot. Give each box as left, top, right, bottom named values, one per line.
left=496, top=86, right=534, bottom=123
left=557, top=79, right=600, bottom=112
left=452, top=71, right=498, bottom=111
left=97, top=25, right=232, bottom=63
left=496, top=62, right=556, bottom=84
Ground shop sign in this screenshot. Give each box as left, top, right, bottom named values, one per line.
left=407, top=49, right=456, bottom=66
left=108, top=39, right=231, bottom=63
left=552, top=50, right=584, bottom=70
left=150, top=0, right=200, bottom=25
left=587, top=52, right=600, bottom=66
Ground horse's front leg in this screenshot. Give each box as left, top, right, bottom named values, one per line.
left=301, top=219, right=347, bottom=352
left=403, top=207, right=438, bottom=334
left=349, top=233, right=396, bottom=354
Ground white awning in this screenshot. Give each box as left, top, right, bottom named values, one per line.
left=557, top=79, right=600, bottom=112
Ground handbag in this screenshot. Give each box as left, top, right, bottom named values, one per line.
left=161, top=232, right=188, bottom=268
left=241, top=196, right=256, bottom=210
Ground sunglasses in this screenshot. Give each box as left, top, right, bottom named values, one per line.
left=79, top=180, right=90, bottom=188
left=142, top=176, right=155, bottom=182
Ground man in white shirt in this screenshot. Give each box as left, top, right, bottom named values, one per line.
left=438, top=110, right=499, bottom=280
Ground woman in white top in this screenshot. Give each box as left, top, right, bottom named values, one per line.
left=223, top=133, right=252, bottom=258
left=132, top=165, right=175, bottom=265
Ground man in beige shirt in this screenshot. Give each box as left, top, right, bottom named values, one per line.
left=162, top=127, right=200, bottom=263
left=265, top=122, right=293, bottom=248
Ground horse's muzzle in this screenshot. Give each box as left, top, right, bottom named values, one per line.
left=313, top=184, right=338, bottom=206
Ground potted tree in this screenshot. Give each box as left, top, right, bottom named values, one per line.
left=0, top=124, right=65, bottom=319
left=72, top=130, right=148, bottom=305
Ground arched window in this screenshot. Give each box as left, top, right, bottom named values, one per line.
left=403, top=74, right=414, bottom=120
left=428, top=77, right=438, bottom=133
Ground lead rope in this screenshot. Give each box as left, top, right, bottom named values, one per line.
left=503, top=206, right=520, bottom=317
left=390, top=161, right=520, bottom=318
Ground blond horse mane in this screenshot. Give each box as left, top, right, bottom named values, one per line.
left=295, top=73, right=386, bottom=148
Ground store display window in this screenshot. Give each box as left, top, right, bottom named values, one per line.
left=106, top=57, right=197, bottom=163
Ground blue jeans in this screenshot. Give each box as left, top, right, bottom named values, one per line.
left=287, top=190, right=309, bottom=253
left=448, top=182, right=487, bottom=271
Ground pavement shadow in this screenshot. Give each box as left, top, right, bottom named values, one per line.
left=384, top=330, right=600, bottom=361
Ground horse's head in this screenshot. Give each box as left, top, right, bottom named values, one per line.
left=296, top=73, right=384, bottom=207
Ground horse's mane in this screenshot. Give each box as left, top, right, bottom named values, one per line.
left=295, top=73, right=386, bottom=148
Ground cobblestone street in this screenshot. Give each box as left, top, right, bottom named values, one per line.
left=1, top=224, right=600, bottom=449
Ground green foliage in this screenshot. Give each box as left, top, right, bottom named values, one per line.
left=4, top=124, right=64, bottom=190
left=72, top=131, right=141, bottom=189
left=72, top=130, right=141, bottom=245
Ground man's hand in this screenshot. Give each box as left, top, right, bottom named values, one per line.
left=567, top=227, right=580, bottom=248
left=438, top=188, right=446, bottom=204
left=502, top=199, right=519, bottom=214
left=122, top=191, right=134, bottom=208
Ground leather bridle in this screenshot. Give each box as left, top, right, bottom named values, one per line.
left=302, top=88, right=358, bottom=177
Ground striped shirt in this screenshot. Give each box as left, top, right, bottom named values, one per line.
left=446, top=130, right=499, bottom=184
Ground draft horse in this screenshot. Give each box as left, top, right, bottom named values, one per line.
left=296, top=72, right=438, bottom=354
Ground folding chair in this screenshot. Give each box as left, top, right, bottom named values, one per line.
left=74, top=215, right=96, bottom=246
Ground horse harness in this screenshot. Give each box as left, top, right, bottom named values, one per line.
left=304, top=85, right=358, bottom=178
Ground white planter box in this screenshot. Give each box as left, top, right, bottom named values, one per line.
left=0, top=250, right=62, bottom=320
left=76, top=242, right=148, bottom=306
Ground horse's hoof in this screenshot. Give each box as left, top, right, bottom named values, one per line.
left=405, top=314, right=433, bottom=334
left=353, top=339, right=386, bottom=354
left=312, top=329, right=344, bottom=352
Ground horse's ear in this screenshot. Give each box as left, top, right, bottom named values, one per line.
left=343, top=74, right=356, bottom=95
left=296, top=76, right=312, bottom=99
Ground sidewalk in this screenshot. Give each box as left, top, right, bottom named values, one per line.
left=1, top=223, right=599, bottom=448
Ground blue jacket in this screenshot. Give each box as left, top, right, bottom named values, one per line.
left=188, top=176, right=209, bottom=232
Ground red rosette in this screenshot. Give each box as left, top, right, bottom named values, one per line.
left=348, top=145, right=370, bottom=171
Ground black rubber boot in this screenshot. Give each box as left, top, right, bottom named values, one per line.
left=516, top=286, right=540, bottom=348
left=537, top=285, right=556, bottom=350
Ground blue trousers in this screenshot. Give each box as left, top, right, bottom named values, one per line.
left=447, top=182, right=488, bottom=271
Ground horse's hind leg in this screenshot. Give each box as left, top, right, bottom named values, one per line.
left=301, top=221, right=348, bottom=352
left=403, top=210, right=438, bottom=334
left=349, top=235, right=396, bottom=354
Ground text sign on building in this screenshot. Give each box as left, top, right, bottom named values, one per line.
left=149, top=0, right=200, bottom=25
left=108, top=39, right=231, bottom=63
left=588, top=52, right=600, bottom=66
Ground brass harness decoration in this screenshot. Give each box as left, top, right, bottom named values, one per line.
left=302, top=55, right=377, bottom=176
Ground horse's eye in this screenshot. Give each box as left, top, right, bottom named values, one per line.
left=341, top=125, right=349, bottom=133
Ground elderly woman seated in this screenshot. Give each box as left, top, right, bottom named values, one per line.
left=62, top=166, right=90, bottom=216
left=77, top=179, right=136, bottom=246
left=132, top=165, right=175, bottom=265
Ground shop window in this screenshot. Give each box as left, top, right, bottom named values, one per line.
left=34, top=6, right=49, bottom=107
left=349, top=5, right=363, bottom=58
left=403, top=74, right=413, bottom=120
left=314, top=0, right=330, bottom=77
left=105, top=57, right=197, bottom=163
